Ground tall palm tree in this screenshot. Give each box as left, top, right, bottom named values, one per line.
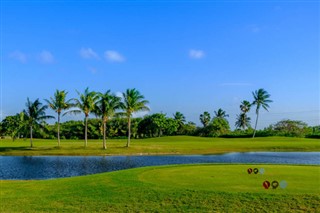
left=70, top=87, right=98, bottom=147
left=94, top=90, right=121, bottom=149
left=23, top=98, right=54, bottom=147
left=45, top=90, right=73, bottom=147
left=235, top=113, right=251, bottom=130
left=214, top=108, right=229, bottom=119
left=120, top=88, right=149, bottom=147
left=252, top=88, right=272, bottom=138
left=199, top=111, right=211, bottom=127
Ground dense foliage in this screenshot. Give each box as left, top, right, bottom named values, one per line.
left=0, top=87, right=317, bottom=140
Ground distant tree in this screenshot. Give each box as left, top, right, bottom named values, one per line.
left=235, top=113, right=251, bottom=130
left=201, top=117, right=230, bottom=137
left=151, top=113, right=167, bottom=137
left=120, top=88, right=150, bottom=147
left=272, top=120, right=309, bottom=137
left=23, top=98, right=54, bottom=147
left=252, top=89, right=272, bottom=138
left=0, top=113, right=26, bottom=140
left=214, top=108, right=229, bottom=119
left=60, top=120, right=84, bottom=139
left=94, top=91, right=121, bottom=149
left=240, top=100, right=251, bottom=113
left=181, top=121, right=197, bottom=135
left=164, top=118, right=179, bottom=136
left=45, top=90, right=73, bottom=147
left=173, top=112, right=186, bottom=134
left=199, top=111, right=211, bottom=127
left=235, top=100, right=251, bottom=130
left=70, top=87, right=98, bottom=147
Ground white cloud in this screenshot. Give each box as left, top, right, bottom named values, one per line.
left=80, top=48, right=99, bottom=59
left=0, top=109, right=7, bottom=119
left=9, top=51, right=27, bottom=63
left=38, top=50, right=54, bottom=63
left=189, top=49, right=205, bottom=59
left=132, top=108, right=150, bottom=118
left=104, top=50, right=125, bottom=62
left=115, top=91, right=123, bottom=98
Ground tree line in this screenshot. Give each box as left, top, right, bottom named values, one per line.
left=1, top=88, right=319, bottom=148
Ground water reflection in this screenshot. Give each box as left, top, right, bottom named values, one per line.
left=0, top=152, right=319, bottom=180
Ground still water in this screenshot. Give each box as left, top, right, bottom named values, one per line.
left=0, top=152, right=319, bottom=180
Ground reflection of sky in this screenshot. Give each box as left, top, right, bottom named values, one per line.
left=0, top=152, right=319, bottom=180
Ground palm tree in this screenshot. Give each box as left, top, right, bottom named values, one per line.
left=252, top=88, right=272, bottom=138
left=235, top=113, right=251, bottom=130
left=94, top=90, right=121, bottom=149
left=173, top=112, right=186, bottom=133
left=240, top=100, right=251, bottom=113
left=45, top=90, right=73, bottom=147
left=120, top=88, right=150, bottom=147
left=199, top=111, right=211, bottom=127
left=23, top=98, right=54, bottom=147
left=214, top=108, right=229, bottom=119
left=70, top=87, right=98, bottom=147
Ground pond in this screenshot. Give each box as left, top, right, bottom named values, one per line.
left=1, top=152, right=319, bottom=180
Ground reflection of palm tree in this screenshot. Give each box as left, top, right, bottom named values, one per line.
left=252, top=88, right=272, bottom=138
left=70, top=87, right=98, bottom=147
left=94, top=91, right=121, bottom=149
left=214, top=108, right=229, bottom=119
left=45, top=90, right=73, bottom=147
left=199, top=111, right=211, bottom=127
left=120, top=89, right=149, bottom=147
left=23, top=98, right=54, bottom=147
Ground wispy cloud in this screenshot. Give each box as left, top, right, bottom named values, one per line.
left=80, top=48, right=99, bottom=59
left=219, top=83, right=252, bottom=87
left=87, top=66, right=97, bottom=74
left=248, top=24, right=261, bottom=33
left=115, top=91, right=123, bottom=98
left=189, top=49, right=205, bottom=59
left=132, top=108, right=150, bottom=118
left=9, top=51, right=27, bottom=63
left=104, top=50, right=125, bottom=62
left=38, top=50, right=54, bottom=63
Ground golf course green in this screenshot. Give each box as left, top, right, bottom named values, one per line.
left=1, top=136, right=319, bottom=212
left=1, top=164, right=319, bottom=212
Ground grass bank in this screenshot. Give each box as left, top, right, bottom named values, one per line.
left=0, top=136, right=319, bottom=156
left=1, top=164, right=319, bottom=212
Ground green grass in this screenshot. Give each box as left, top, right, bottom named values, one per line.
left=1, top=164, right=319, bottom=212
left=0, top=136, right=319, bottom=156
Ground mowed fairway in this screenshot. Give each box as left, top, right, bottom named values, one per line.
left=1, top=164, right=319, bottom=212
left=0, top=136, right=319, bottom=156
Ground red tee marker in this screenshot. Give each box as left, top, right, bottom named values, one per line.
left=247, top=168, right=253, bottom=174
left=263, top=181, right=270, bottom=189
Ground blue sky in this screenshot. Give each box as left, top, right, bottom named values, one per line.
left=1, top=1, right=319, bottom=129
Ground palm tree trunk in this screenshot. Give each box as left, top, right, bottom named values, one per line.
left=85, top=116, right=88, bottom=147
left=103, top=121, right=106, bottom=149
left=253, top=111, right=259, bottom=138
left=127, top=117, right=131, bottom=147
left=57, top=113, right=61, bottom=147
left=30, top=125, right=33, bottom=147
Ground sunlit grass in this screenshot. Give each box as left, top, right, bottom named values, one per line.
left=1, top=164, right=319, bottom=212
left=0, top=136, right=319, bottom=156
